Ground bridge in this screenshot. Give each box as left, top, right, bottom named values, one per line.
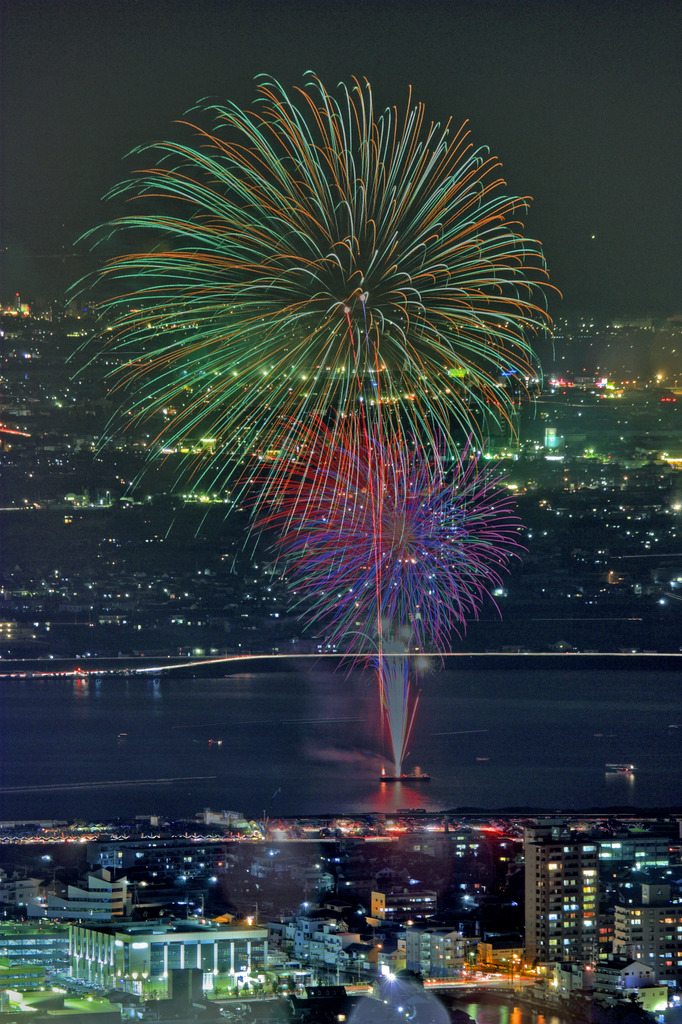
left=423, top=976, right=535, bottom=994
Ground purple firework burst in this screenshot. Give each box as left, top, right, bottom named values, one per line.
left=266, top=426, right=524, bottom=655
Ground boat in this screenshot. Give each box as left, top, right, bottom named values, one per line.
left=380, top=765, right=430, bottom=783
left=605, top=762, right=635, bottom=773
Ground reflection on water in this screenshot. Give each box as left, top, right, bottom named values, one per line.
left=458, top=1000, right=568, bottom=1024
left=605, top=771, right=636, bottom=791
left=369, top=781, right=437, bottom=814
left=72, top=675, right=89, bottom=698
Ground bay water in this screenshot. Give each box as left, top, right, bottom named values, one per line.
left=0, top=657, right=679, bottom=821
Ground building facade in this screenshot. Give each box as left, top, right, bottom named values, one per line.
left=0, top=959, right=47, bottom=991
left=405, top=928, right=469, bottom=978
left=0, top=871, right=43, bottom=912
left=69, top=920, right=268, bottom=998
left=598, top=835, right=679, bottom=871
left=477, top=939, right=524, bottom=969
left=87, top=838, right=231, bottom=881
left=524, top=821, right=599, bottom=964
left=614, top=884, right=682, bottom=987
left=29, top=869, right=130, bottom=922
left=0, top=923, right=69, bottom=974
left=370, top=888, right=437, bottom=923
left=592, top=955, right=655, bottom=1006
left=552, top=961, right=596, bottom=1001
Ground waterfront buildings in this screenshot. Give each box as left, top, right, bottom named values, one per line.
left=0, top=813, right=677, bottom=1009
left=524, top=821, right=599, bottom=964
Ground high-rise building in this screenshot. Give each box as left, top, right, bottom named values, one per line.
left=524, top=820, right=599, bottom=964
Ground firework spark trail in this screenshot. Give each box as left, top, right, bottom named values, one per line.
left=263, top=424, right=523, bottom=649
left=375, top=643, right=420, bottom=777
left=74, top=74, right=552, bottom=499
left=261, top=423, right=524, bottom=773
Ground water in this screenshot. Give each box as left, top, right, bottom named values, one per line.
left=0, top=658, right=679, bottom=821
left=352, top=992, right=568, bottom=1024
left=452, top=1000, right=568, bottom=1024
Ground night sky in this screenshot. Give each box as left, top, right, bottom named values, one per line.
left=1, top=0, right=680, bottom=316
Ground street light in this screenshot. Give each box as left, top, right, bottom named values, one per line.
left=510, top=953, right=520, bottom=990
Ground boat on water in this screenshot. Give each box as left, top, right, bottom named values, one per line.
left=380, top=765, right=430, bottom=783
left=605, top=762, right=635, bottom=773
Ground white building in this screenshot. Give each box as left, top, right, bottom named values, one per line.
left=552, top=961, right=596, bottom=1000
left=28, top=869, right=130, bottom=922
left=293, top=918, right=361, bottom=967
left=593, top=955, right=656, bottom=1006
left=405, top=927, right=469, bottom=978
left=0, top=871, right=43, bottom=912
left=268, top=913, right=363, bottom=971
left=70, top=920, right=268, bottom=998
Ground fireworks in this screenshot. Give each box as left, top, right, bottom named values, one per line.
left=261, top=425, right=523, bottom=774
left=76, top=75, right=552, bottom=777
left=262, top=425, right=523, bottom=653
left=77, top=74, right=551, bottom=493
left=375, top=650, right=419, bottom=781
